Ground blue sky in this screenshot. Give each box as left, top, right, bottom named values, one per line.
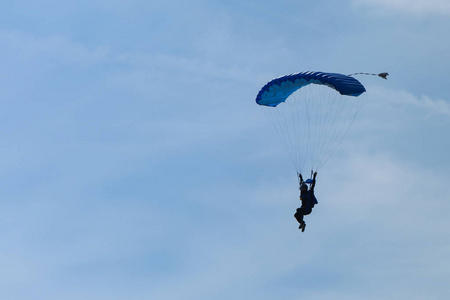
left=1, top=1, right=449, bottom=299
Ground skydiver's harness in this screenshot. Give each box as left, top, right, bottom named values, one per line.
left=301, top=191, right=318, bottom=210
left=297, top=171, right=318, bottom=209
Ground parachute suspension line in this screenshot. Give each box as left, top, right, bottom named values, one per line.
left=310, top=85, right=322, bottom=171
left=292, top=101, right=309, bottom=172
left=298, top=86, right=317, bottom=173
left=286, top=93, right=308, bottom=174
left=291, top=102, right=302, bottom=172
left=348, top=72, right=389, bottom=80
left=289, top=101, right=304, bottom=172
left=310, top=88, right=329, bottom=171
left=304, top=90, right=312, bottom=173
left=314, top=87, right=337, bottom=171
left=313, top=89, right=334, bottom=169
left=284, top=88, right=315, bottom=174
left=302, top=86, right=367, bottom=173
left=288, top=100, right=301, bottom=172
left=256, top=71, right=368, bottom=175
left=309, top=87, right=339, bottom=172
left=311, top=85, right=324, bottom=171
left=261, top=102, right=308, bottom=173
left=293, top=98, right=309, bottom=173
left=316, top=93, right=367, bottom=170
left=318, top=95, right=350, bottom=170
left=287, top=85, right=360, bottom=173
left=317, top=90, right=351, bottom=168
left=261, top=105, right=298, bottom=172
left=301, top=88, right=312, bottom=173
left=309, top=86, right=319, bottom=171
left=277, top=104, right=296, bottom=168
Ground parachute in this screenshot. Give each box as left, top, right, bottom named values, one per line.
left=256, top=71, right=367, bottom=174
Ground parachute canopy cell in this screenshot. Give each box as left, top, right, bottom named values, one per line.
left=255, top=71, right=366, bottom=107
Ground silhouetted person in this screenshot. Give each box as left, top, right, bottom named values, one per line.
left=294, top=172, right=318, bottom=232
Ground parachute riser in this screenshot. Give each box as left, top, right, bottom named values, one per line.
left=297, top=170, right=316, bottom=189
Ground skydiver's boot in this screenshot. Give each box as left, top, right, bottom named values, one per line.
left=299, top=221, right=305, bottom=231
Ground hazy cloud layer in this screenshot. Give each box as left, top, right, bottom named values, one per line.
left=354, top=0, right=450, bottom=15
left=0, top=1, right=449, bottom=300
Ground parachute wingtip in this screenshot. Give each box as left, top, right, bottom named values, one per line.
left=378, top=72, right=389, bottom=80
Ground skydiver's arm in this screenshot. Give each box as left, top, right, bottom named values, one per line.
left=299, top=173, right=304, bottom=184
left=311, top=172, right=317, bottom=191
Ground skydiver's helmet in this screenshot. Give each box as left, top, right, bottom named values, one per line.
left=300, top=183, right=308, bottom=192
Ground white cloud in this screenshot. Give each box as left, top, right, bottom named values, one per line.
left=368, top=85, right=450, bottom=117
left=131, top=150, right=450, bottom=300
left=1, top=15, right=449, bottom=299
left=0, top=30, right=110, bottom=68
left=353, top=0, right=450, bottom=16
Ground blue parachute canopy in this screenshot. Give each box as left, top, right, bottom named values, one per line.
left=256, top=71, right=366, bottom=107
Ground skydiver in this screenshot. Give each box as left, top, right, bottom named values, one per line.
left=294, top=172, right=318, bottom=232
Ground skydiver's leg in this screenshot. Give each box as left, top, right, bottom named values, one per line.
left=294, top=209, right=304, bottom=223
left=294, top=209, right=305, bottom=229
